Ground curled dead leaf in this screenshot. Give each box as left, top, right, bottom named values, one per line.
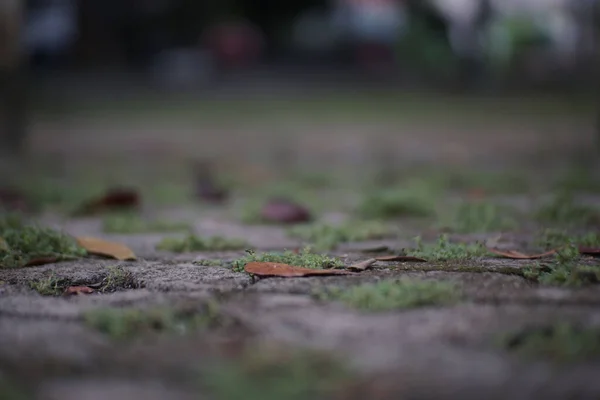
left=487, top=248, right=556, bottom=260
left=77, top=237, right=136, bottom=261
left=64, top=286, right=94, bottom=296
left=578, top=246, right=600, bottom=256
left=348, top=258, right=377, bottom=271
left=75, top=187, right=140, bottom=216
left=374, top=255, right=427, bottom=262
left=244, top=261, right=353, bottom=278
left=260, top=198, right=312, bottom=224
left=25, top=256, right=60, bottom=267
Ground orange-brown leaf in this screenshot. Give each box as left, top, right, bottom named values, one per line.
left=578, top=246, right=600, bottom=256
left=77, top=237, right=136, bottom=261
left=25, top=256, right=60, bottom=267
left=75, top=187, right=139, bottom=216
left=374, top=255, right=427, bottom=262
left=487, top=248, right=556, bottom=260
left=244, top=261, right=353, bottom=277
left=64, top=286, right=94, bottom=296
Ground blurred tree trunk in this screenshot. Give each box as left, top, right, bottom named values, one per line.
left=0, top=0, right=26, bottom=157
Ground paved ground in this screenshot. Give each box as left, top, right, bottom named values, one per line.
left=1, top=84, right=600, bottom=399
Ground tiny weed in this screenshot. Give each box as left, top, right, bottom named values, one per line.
left=315, top=279, right=461, bottom=311
left=287, top=220, right=395, bottom=251
left=446, top=201, right=519, bottom=233
left=535, top=229, right=600, bottom=250
left=232, top=247, right=344, bottom=273
left=83, top=306, right=210, bottom=340
left=523, top=243, right=600, bottom=286
left=28, top=273, right=65, bottom=296
left=102, top=213, right=191, bottom=234
left=101, top=265, right=136, bottom=292
left=0, top=215, right=86, bottom=268
left=499, top=323, right=600, bottom=362
left=193, top=259, right=224, bottom=266
left=156, top=234, right=248, bottom=253
left=408, top=235, right=487, bottom=261
left=202, top=347, right=352, bottom=400
left=358, top=185, right=437, bottom=219
left=535, top=193, right=600, bottom=227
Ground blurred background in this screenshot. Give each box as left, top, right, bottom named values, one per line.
left=0, top=0, right=599, bottom=185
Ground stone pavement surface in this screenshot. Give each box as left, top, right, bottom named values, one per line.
left=1, top=90, right=600, bottom=399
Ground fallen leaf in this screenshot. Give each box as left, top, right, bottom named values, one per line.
left=578, top=247, right=600, bottom=256
left=194, top=161, right=228, bottom=203
left=244, top=261, right=353, bottom=277
left=348, top=258, right=377, bottom=271
left=25, top=256, right=60, bottom=266
left=359, top=245, right=390, bottom=253
left=0, top=187, right=31, bottom=212
left=375, top=255, right=427, bottom=262
left=261, top=198, right=312, bottom=224
left=77, top=237, right=136, bottom=261
left=64, top=286, right=94, bottom=296
left=75, top=187, right=139, bottom=215
left=487, top=248, right=557, bottom=260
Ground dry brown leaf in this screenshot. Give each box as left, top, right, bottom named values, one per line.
left=64, top=286, right=94, bottom=296
left=244, top=261, right=353, bottom=277
left=77, top=237, right=136, bottom=261
left=375, top=255, right=427, bottom=262
left=578, top=247, right=600, bottom=256
left=75, top=187, right=140, bottom=216
left=487, top=248, right=556, bottom=260
left=25, top=256, right=60, bottom=267
left=348, top=258, right=377, bottom=271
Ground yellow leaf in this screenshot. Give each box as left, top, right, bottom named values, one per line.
left=0, top=237, right=9, bottom=252
left=76, top=237, right=136, bottom=261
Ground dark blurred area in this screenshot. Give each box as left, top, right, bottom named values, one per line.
left=0, top=0, right=599, bottom=172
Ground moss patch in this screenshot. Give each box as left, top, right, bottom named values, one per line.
left=407, top=235, right=487, bottom=261
left=287, top=220, right=395, bottom=251
left=358, top=185, right=437, bottom=219
left=194, top=259, right=225, bottom=266
left=500, top=323, right=600, bottom=362
left=315, top=279, right=461, bottom=311
left=28, top=273, right=65, bottom=296
left=232, top=248, right=344, bottom=273
left=83, top=305, right=216, bottom=340
left=102, top=213, right=191, bottom=234
left=523, top=244, right=600, bottom=286
left=445, top=201, right=519, bottom=233
left=202, top=347, right=352, bottom=400
left=0, top=215, right=86, bottom=268
left=535, top=193, right=600, bottom=227
left=156, top=234, right=248, bottom=253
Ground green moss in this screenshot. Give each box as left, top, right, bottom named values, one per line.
left=202, top=347, right=352, bottom=400
left=523, top=244, right=600, bottom=286
left=156, top=234, right=248, bottom=253
left=287, top=220, right=395, bottom=251
left=446, top=201, right=519, bottom=233
left=102, top=213, right=191, bottom=234
left=0, top=215, right=86, bottom=268
left=535, top=229, right=600, bottom=250
left=358, top=184, right=437, bottom=219
left=28, top=273, right=65, bottom=296
left=101, top=265, right=136, bottom=292
left=315, top=279, right=461, bottom=311
left=232, top=248, right=344, bottom=273
left=535, top=193, right=600, bottom=227
left=500, top=323, right=600, bottom=362
left=194, top=259, right=224, bottom=266
left=83, top=306, right=213, bottom=340
left=407, top=235, right=487, bottom=261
